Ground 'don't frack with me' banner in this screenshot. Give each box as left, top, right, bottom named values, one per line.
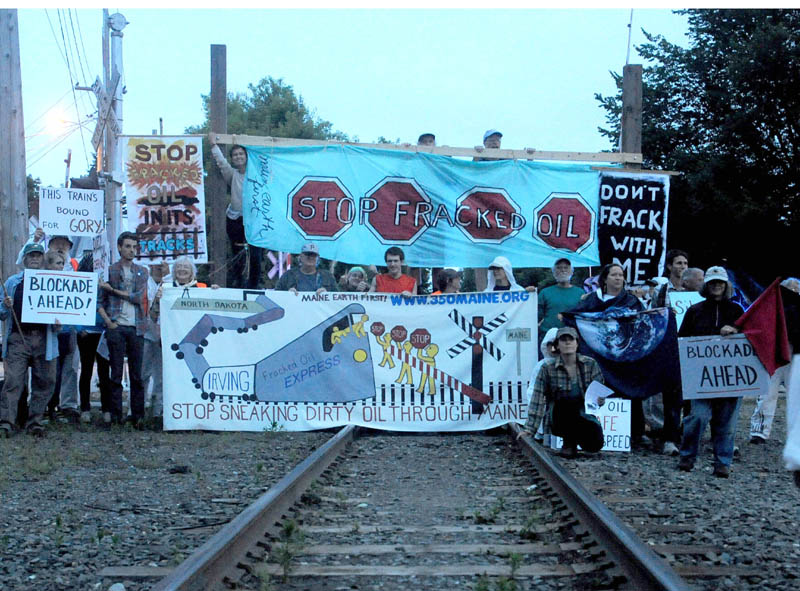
left=597, top=171, right=670, bottom=284
left=160, top=288, right=537, bottom=431
left=241, top=145, right=602, bottom=268
left=120, top=135, right=207, bottom=264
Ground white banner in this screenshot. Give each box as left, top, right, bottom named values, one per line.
left=670, top=291, right=704, bottom=329
left=679, top=334, right=769, bottom=400
left=21, top=269, right=99, bottom=326
left=161, top=288, right=537, bottom=431
left=92, top=233, right=110, bottom=281
left=550, top=398, right=632, bottom=453
left=39, top=187, right=105, bottom=237
left=120, top=135, right=207, bottom=264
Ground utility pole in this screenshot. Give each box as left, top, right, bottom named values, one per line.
left=208, top=44, right=227, bottom=286
left=620, top=64, right=643, bottom=168
left=64, top=149, right=71, bottom=188
left=104, top=11, right=127, bottom=261
left=0, top=9, right=27, bottom=283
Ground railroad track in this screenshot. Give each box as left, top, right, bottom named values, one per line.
left=143, top=424, right=752, bottom=591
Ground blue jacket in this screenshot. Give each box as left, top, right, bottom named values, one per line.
left=1, top=272, right=59, bottom=360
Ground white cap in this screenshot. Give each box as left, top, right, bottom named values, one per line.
left=704, top=266, right=729, bottom=283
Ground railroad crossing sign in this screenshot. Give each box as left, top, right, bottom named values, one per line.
left=90, top=72, right=122, bottom=151
left=447, top=309, right=507, bottom=360
left=447, top=309, right=508, bottom=413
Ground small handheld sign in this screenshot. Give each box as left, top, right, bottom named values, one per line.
left=21, top=269, right=98, bottom=326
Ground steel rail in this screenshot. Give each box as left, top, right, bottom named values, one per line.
left=509, top=423, right=690, bottom=591
left=152, top=425, right=357, bottom=591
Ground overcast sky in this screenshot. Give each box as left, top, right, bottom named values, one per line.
left=17, top=8, right=690, bottom=187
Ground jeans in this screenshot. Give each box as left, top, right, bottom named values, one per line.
left=50, top=331, right=78, bottom=414
left=106, top=325, right=145, bottom=422
left=680, top=396, right=743, bottom=467
left=662, top=385, right=684, bottom=445
left=141, top=338, right=163, bottom=417
left=0, top=331, right=56, bottom=430
left=77, top=331, right=112, bottom=413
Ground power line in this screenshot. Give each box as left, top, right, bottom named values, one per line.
left=26, top=120, right=93, bottom=170
left=23, top=88, right=73, bottom=133
left=67, top=9, right=96, bottom=116
left=55, top=8, right=89, bottom=164
left=67, top=9, right=88, bottom=82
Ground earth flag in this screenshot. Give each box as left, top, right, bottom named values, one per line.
left=563, top=307, right=681, bottom=399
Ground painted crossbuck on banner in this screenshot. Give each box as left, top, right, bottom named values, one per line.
left=447, top=309, right=508, bottom=414
left=447, top=310, right=507, bottom=360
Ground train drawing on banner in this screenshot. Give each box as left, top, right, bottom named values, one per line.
left=161, top=288, right=537, bottom=431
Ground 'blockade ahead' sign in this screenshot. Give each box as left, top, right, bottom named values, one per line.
left=21, top=269, right=98, bottom=326
left=678, top=334, right=768, bottom=400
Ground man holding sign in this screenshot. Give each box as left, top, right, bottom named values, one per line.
left=677, top=266, right=745, bottom=478
left=0, top=244, right=60, bottom=437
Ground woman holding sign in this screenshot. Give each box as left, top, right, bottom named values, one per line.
left=677, top=266, right=744, bottom=478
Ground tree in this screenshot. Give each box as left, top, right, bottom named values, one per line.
left=186, top=76, right=347, bottom=140
left=596, top=10, right=800, bottom=283
left=26, top=175, right=40, bottom=218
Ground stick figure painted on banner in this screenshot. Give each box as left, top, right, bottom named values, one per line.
left=371, top=322, right=396, bottom=369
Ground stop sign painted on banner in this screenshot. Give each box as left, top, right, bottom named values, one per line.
left=533, top=192, right=595, bottom=253
left=390, top=325, right=408, bottom=343
left=410, top=328, right=431, bottom=349
left=362, top=177, right=430, bottom=244
left=370, top=322, right=385, bottom=336
left=287, top=176, right=355, bottom=239
left=455, top=187, right=523, bottom=243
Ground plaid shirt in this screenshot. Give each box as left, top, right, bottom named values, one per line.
left=99, top=261, right=149, bottom=336
left=524, top=353, right=604, bottom=433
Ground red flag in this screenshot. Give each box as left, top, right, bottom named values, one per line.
left=735, top=277, right=791, bottom=375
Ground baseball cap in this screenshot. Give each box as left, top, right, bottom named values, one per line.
left=553, top=257, right=571, bottom=268
left=556, top=327, right=578, bottom=340
left=301, top=243, right=319, bottom=255
left=49, top=235, right=73, bottom=246
left=417, top=133, right=435, bottom=143
left=704, top=266, right=729, bottom=283
left=483, top=129, right=502, bottom=142
left=22, top=243, right=45, bottom=256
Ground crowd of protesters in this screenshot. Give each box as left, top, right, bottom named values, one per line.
left=2, top=128, right=799, bottom=488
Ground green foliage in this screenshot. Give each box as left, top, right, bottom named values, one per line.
left=473, top=497, right=506, bottom=524
left=596, top=9, right=800, bottom=281
left=186, top=76, right=347, bottom=141
left=270, top=519, right=306, bottom=582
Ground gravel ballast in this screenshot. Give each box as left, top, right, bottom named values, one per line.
left=0, top=425, right=331, bottom=591
left=1, top=396, right=798, bottom=591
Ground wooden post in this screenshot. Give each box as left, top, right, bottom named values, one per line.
left=0, top=9, right=28, bottom=283
left=208, top=44, right=228, bottom=286
left=621, top=64, right=642, bottom=168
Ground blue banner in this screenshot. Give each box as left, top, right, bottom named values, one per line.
left=241, top=145, right=602, bottom=268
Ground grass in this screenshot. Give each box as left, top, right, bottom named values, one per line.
left=473, top=497, right=506, bottom=524
left=269, top=519, right=305, bottom=583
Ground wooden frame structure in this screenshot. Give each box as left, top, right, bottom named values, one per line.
left=209, top=133, right=643, bottom=165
